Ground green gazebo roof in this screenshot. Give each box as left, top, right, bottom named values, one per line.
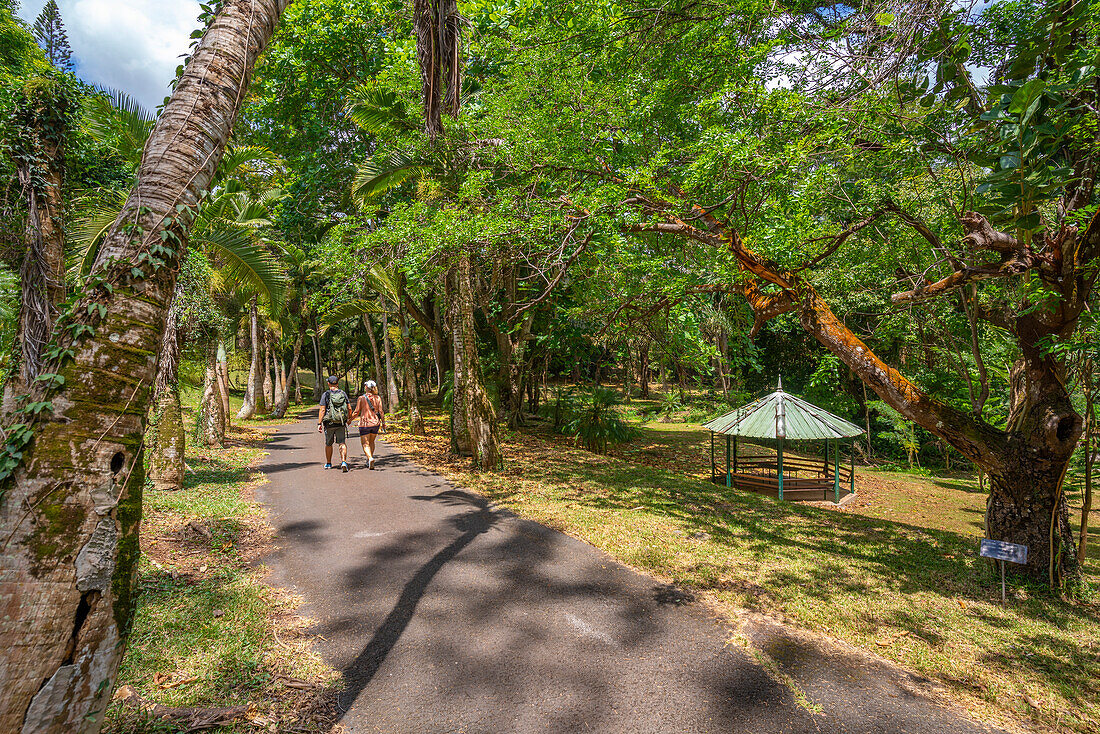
left=703, top=380, right=863, bottom=441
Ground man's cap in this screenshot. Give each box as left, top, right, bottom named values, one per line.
left=327, top=375, right=339, bottom=384
left=365, top=379, right=377, bottom=389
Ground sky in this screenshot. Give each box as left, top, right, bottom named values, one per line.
left=17, top=0, right=201, bottom=108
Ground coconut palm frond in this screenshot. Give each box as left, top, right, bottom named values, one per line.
left=346, top=87, right=417, bottom=134
left=351, top=150, right=429, bottom=206
left=201, top=225, right=287, bottom=310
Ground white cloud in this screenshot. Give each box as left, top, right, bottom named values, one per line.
left=18, top=1, right=201, bottom=108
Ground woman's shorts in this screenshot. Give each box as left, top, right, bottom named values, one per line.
left=359, top=426, right=380, bottom=436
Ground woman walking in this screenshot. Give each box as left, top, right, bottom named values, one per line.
left=351, top=379, right=387, bottom=469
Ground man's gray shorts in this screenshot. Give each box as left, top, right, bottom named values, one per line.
left=323, top=423, right=347, bottom=446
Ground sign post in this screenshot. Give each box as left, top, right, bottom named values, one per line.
left=980, top=539, right=1029, bottom=603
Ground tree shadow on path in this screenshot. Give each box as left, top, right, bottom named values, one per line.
left=334, top=489, right=504, bottom=718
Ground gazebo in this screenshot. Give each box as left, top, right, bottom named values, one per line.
left=703, top=380, right=864, bottom=503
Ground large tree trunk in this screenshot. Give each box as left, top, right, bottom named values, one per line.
left=0, top=3, right=289, bottom=731
left=272, top=324, right=304, bottom=419
left=147, top=300, right=185, bottom=492
left=6, top=81, right=68, bottom=401
left=200, top=339, right=226, bottom=447
left=455, top=255, right=501, bottom=470
left=236, top=298, right=261, bottom=420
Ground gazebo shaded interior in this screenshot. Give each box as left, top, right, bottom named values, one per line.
left=703, top=382, right=864, bottom=503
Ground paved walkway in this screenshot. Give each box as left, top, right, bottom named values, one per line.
left=257, top=416, right=1005, bottom=734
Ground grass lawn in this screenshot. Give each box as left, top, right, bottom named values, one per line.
left=385, top=405, right=1100, bottom=734
left=104, top=408, right=339, bottom=733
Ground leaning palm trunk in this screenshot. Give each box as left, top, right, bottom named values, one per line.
left=0, top=3, right=289, bottom=731
left=147, top=299, right=185, bottom=492
left=453, top=255, right=500, bottom=469
left=237, top=298, right=261, bottom=419
left=272, top=325, right=304, bottom=419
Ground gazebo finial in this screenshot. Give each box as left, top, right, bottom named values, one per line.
left=777, top=375, right=783, bottom=391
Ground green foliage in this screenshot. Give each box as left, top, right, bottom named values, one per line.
left=542, top=387, right=638, bottom=454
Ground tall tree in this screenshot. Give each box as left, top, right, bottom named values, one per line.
left=0, top=2, right=290, bottom=730
left=3, top=75, right=77, bottom=399
left=32, top=0, right=73, bottom=72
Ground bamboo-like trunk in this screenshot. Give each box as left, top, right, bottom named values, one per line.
left=237, top=299, right=261, bottom=419
left=0, top=3, right=289, bottom=730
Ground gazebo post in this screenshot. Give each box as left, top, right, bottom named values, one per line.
left=733, top=436, right=738, bottom=475
left=776, top=438, right=784, bottom=500
left=850, top=441, right=856, bottom=494
left=833, top=439, right=841, bottom=502
left=710, top=431, right=715, bottom=482
left=725, top=435, right=732, bottom=488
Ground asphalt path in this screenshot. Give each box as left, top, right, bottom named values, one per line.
left=257, top=415, right=1005, bottom=734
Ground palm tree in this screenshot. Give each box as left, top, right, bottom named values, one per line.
left=0, top=2, right=291, bottom=730
left=74, top=103, right=288, bottom=484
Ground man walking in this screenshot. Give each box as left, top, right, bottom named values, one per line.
left=318, top=375, right=350, bottom=472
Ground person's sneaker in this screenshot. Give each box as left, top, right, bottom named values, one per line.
left=368, top=457, right=375, bottom=470
left=341, top=462, right=349, bottom=473
left=324, top=463, right=332, bottom=470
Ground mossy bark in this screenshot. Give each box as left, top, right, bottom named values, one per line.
left=148, top=296, right=184, bottom=492
left=148, top=390, right=185, bottom=491
left=0, top=3, right=289, bottom=731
